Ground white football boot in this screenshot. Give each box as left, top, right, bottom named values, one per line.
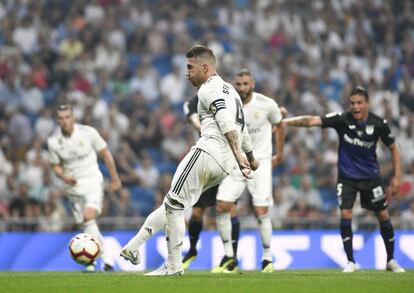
left=120, top=247, right=140, bottom=265
left=144, top=264, right=184, bottom=276
left=386, top=259, right=405, bottom=273
left=342, top=261, right=358, bottom=273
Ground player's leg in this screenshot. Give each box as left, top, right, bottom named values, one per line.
left=249, top=159, right=273, bottom=272
left=182, top=206, right=205, bottom=269
left=183, top=185, right=220, bottom=269
left=254, top=206, right=273, bottom=272
left=376, top=209, right=404, bottom=272
left=230, top=204, right=240, bottom=259
left=337, top=179, right=358, bottom=272
left=214, top=173, right=244, bottom=273
left=69, top=195, right=97, bottom=272
left=188, top=207, right=205, bottom=254
left=83, top=207, right=112, bottom=270
left=146, top=148, right=226, bottom=276
left=216, top=200, right=235, bottom=258
left=81, top=185, right=114, bottom=272
left=121, top=204, right=166, bottom=265
left=365, top=179, right=405, bottom=273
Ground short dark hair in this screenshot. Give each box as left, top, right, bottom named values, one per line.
left=185, top=45, right=216, bottom=64
left=236, top=68, right=252, bottom=77
left=349, top=86, right=369, bottom=101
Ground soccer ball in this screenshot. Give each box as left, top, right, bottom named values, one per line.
left=68, top=233, right=100, bottom=265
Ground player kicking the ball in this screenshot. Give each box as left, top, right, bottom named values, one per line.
left=120, top=45, right=259, bottom=275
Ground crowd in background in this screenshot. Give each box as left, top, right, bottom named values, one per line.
left=0, top=0, right=413, bottom=231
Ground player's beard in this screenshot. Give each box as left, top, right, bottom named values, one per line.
left=239, top=88, right=253, bottom=101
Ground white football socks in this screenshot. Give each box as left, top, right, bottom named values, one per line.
left=84, top=219, right=110, bottom=264
left=258, top=214, right=272, bottom=261
left=165, top=206, right=185, bottom=271
left=216, top=212, right=234, bottom=257
left=126, top=204, right=166, bottom=250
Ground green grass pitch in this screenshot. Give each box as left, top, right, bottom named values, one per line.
left=0, top=270, right=413, bottom=293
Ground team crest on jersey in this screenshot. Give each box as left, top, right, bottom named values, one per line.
left=79, top=140, right=84, bottom=147
left=348, top=125, right=356, bottom=130
left=357, top=130, right=363, bottom=137
left=365, top=125, right=374, bottom=135
left=58, top=138, right=63, bottom=145
left=254, top=112, right=260, bottom=119
left=210, top=104, right=217, bottom=114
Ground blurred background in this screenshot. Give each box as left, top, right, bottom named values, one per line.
left=0, top=0, right=413, bottom=233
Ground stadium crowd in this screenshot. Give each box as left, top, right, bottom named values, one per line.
left=0, top=0, right=413, bottom=231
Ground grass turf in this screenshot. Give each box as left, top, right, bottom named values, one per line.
left=0, top=270, right=413, bottom=293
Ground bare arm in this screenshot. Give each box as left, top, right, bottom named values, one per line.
left=188, top=113, right=201, bottom=134
left=51, top=163, right=77, bottom=185
left=98, top=147, right=122, bottom=192
left=224, top=130, right=251, bottom=178
left=387, top=143, right=402, bottom=197
left=272, top=121, right=285, bottom=167
left=283, top=115, right=322, bottom=127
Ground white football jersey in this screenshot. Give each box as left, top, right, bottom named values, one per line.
left=195, top=74, right=246, bottom=173
left=47, top=124, right=106, bottom=193
left=244, top=92, right=282, bottom=160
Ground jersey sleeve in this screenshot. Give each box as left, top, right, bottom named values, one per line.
left=378, top=119, right=395, bottom=146
left=47, top=139, right=60, bottom=165
left=321, top=112, right=343, bottom=129
left=88, top=127, right=107, bottom=152
left=198, top=82, right=236, bottom=134
left=183, top=96, right=198, bottom=118
left=267, top=99, right=283, bottom=125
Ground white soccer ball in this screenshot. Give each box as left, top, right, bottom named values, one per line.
left=68, top=233, right=101, bottom=265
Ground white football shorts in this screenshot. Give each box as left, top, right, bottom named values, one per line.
left=67, top=179, right=104, bottom=224
left=217, top=158, right=273, bottom=206
left=164, top=148, right=228, bottom=210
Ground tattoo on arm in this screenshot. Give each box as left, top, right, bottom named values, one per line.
left=224, top=130, right=240, bottom=157
left=245, top=151, right=254, bottom=162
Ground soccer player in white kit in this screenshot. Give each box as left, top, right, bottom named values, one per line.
left=214, top=69, right=285, bottom=273
left=48, top=104, right=122, bottom=272
left=120, top=45, right=259, bottom=276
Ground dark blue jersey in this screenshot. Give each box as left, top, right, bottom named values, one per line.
left=183, top=96, right=198, bottom=119
left=321, top=112, right=395, bottom=180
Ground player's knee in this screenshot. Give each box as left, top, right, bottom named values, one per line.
left=192, top=207, right=205, bottom=220
left=376, top=209, right=389, bottom=221
left=83, top=208, right=97, bottom=222
left=216, top=201, right=232, bottom=213
left=164, top=193, right=185, bottom=211
left=340, top=209, right=353, bottom=219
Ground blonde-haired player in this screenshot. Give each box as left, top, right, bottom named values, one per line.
left=48, top=104, right=122, bottom=272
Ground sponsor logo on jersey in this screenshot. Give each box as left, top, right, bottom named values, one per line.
left=343, top=134, right=374, bottom=148
left=365, top=125, right=374, bottom=135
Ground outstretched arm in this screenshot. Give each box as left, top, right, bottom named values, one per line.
left=387, top=143, right=402, bottom=197
left=99, top=147, right=122, bottom=192
left=283, top=115, right=322, bottom=127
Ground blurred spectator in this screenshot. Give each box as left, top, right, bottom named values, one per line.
left=134, top=151, right=159, bottom=190
left=0, top=0, right=413, bottom=230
